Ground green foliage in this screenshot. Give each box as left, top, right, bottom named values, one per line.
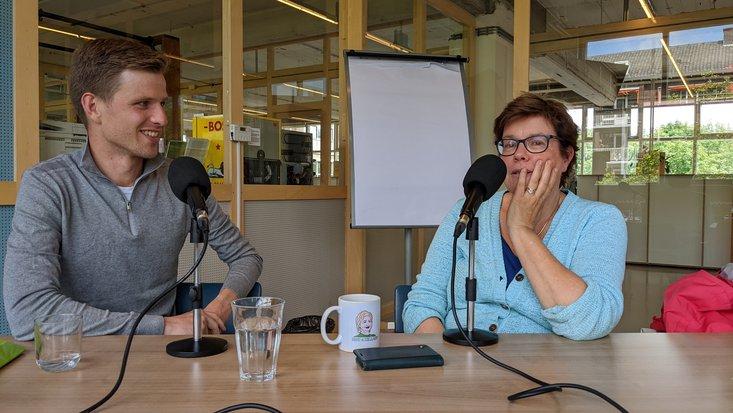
left=587, top=118, right=733, bottom=182
left=700, top=122, right=731, bottom=134
left=697, top=140, right=733, bottom=175
left=581, top=142, right=593, bottom=175
left=696, top=74, right=733, bottom=102
left=653, top=140, right=693, bottom=174
left=657, top=121, right=693, bottom=138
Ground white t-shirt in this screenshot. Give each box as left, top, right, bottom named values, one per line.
left=118, top=185, right=134, bottom=202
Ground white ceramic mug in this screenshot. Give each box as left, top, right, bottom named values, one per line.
left=320, top=294, right=380, bottom=352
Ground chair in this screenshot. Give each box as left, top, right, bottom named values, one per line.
left=175, top=281, right=262, bottom=334
left=393, top=284, right=412, bottom=333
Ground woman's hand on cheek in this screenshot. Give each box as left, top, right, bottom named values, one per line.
left=506, top=160, right=558, bottom=239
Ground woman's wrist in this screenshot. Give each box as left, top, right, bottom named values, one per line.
left=507, top=224, right=537, bottom=245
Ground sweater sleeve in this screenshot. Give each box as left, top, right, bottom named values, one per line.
left=204, top=196, right=263, bottom=298
left=541, top=204, right=627, bottom=340
left=402, top=202, right=463, bottom=333
left=3, top=170, right=163, bottom=341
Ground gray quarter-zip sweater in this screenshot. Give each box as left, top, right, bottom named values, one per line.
left=3, top=146, right=262, bottom=340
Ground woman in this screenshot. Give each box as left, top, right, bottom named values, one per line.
left=403, top=93, right=627, bottom=340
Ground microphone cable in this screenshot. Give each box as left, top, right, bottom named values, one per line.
left=448, top=236, right=629, bottom=412
left=81, top=232, right=280, bottom=413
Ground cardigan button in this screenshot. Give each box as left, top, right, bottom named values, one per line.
left=501, top=303, right=509, bottom=310
left=489, top=323, right=497, bottom=332
left=515, top=274, right=524, bottom=282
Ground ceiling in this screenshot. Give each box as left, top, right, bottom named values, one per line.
left=537, top=0, right=733, bottom=30
left=38, top=0, right=467, bottom=86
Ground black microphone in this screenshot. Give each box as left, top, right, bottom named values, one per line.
left=168, top=156, right=212, bottom=232
left=454, top=154, right=507, bottom=237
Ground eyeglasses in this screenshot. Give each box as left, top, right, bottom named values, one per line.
left=496, top=135, right=557, bottom=156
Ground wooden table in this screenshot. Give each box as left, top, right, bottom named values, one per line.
left=1, top=333, right=731, bottom=412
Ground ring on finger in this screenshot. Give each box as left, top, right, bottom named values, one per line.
left=525, top=187, right=536, bottom=195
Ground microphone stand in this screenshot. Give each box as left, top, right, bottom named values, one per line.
left=443, top=216, right=498, bottom=347
left=166, top=217, right=228, bottom=358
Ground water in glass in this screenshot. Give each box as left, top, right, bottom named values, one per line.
left=235, top=316, right=282, bottom=382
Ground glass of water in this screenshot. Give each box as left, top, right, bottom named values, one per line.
left=34, top=313, right=82, bottom=372
left=231, top=297, right=285, bottom=382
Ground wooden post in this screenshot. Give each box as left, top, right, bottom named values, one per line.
left=153, top=35, right=182, bottom=141
left=14, top=0, right=39, bottom=181
left=321, top=36, right=332, bottom=186
left=223, top=0, right=244, bottom=228
left=340, top=0, right=367, bottom=294
left=513, top=0, right=530, bottom=97
left=413, top=1, right=426, bottom=53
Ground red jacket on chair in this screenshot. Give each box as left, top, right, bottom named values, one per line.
left=650, top=270, right=733, bottom=333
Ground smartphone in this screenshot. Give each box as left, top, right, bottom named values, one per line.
left=353, top=344, right=444, bottom=371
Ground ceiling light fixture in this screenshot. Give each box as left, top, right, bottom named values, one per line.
left=637, top=0, right=657, bottom=23
left=243, top=107, right=268, bottom=115
left=277, top=0, right=338, bottom=25
left=365, top=32, right=412, bottom=53
left=290, top=116, right=320, bottom=123
left=182, top=98, right=218, bottom=107
left=38, top=25, right=95, bottom=40
left=166, top=54, right=215, bottom=69
left=283, top=83, right=339, bottom=99
left=39, top=25, right=216, bottom=70
left=275, top=1, right=414, bottom=55
left=659, top=39, right=694, bottom=97
left=635, top=2, right=694, bottom=98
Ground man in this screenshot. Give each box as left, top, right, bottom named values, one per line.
left=3, top=38, right=262, bottom=340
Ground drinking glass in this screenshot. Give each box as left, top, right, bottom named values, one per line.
left=34, top=313, right=82, bottom=372
left=231, top=297, right=284, bottom=382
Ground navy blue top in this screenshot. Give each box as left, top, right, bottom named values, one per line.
left=501, top=236, right=522, bottom=289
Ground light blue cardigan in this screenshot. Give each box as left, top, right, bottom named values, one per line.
left=403, top=190, right=627, bottom=340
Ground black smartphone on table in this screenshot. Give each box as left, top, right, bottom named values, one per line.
left=353, top=344, right=444, bottom=371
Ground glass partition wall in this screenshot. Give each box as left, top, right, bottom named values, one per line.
left=38, top=0, right=224, bottom=179
left=243, top=0, right=339, bottom=186
left=530, top=1, right=732, bottom=271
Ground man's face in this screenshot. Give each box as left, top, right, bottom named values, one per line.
left=93, top=69, right=168, bottom=160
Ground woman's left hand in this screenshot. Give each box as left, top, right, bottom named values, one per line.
left=505, top=159, right=561, bottom=238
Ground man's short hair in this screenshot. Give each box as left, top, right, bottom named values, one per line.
left=493, top=93, right=579, bottom=187
left=69, top=38, right=169, bottom=125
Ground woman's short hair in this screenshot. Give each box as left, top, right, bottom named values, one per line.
left=493, top=93, right=579, bottom=187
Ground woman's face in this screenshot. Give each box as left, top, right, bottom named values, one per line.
left=499, top=115, right=574, bottom=193
left=358, top=315, right=373, bottom=333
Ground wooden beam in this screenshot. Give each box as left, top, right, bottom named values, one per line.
left=222, top=0, right=244, bottom=228
left=211, top=184, right=233, bottom=202
left=271, top=68, right=339, bottom=85
left=413, top=1, right=427, bottom=53
left=0, top=182, right=18, bottom=205
left=14, top=0, right=40, bottom=180
left=513, top=0, right=530, bottom=97
left=270, top=102, right=324, bottom=114
left=340, top=0, right=367, bottom=294
left=321, top=37, right=332, bottom=186
left=531, top=7, right=733, bottom=55
left=242, top=185, right=346, bottom=201
left=154, top=35, right=182, bottom=141
left=426, top=0, right=475, bottom=27
left=270, top=63, right=335, bottom=79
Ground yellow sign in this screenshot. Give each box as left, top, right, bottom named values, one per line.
left=192, top=114, right=225, bottom=184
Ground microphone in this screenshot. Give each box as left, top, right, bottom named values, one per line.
left=454, top=154, right=507, bottom=237
left=168, top=156, right=212, bottom=232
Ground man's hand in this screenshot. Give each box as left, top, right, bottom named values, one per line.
left=163, top=310, right=226, bottom=335
left=204, top=288, right=238, bottom=323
